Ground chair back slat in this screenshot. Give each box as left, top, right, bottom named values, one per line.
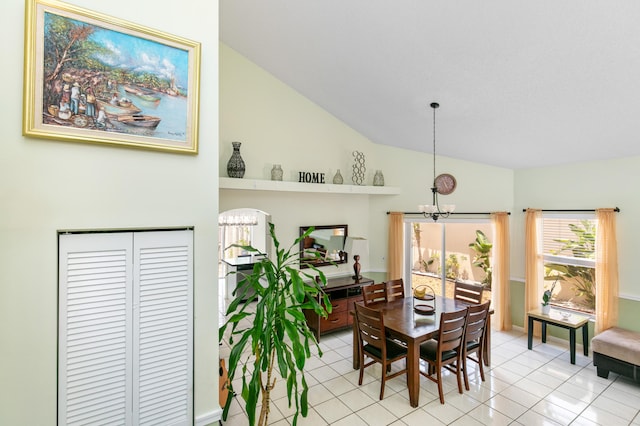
left=438, top=311, right=467, bottom=352
left=355, top=303, right=385, bottom=350
left=362, top=283, right=388, bottom=306
left=385, top=278, right=405, bottom=301
left=465, top=301, right=491, bottom=344
left=454, top=281, right=484, bottom=305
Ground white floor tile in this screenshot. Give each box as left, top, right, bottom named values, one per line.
left=486, top=394, right=528, bottom=419
left=590, top=394, right=639, bottom=422
left=466, top=403, right=512, bottom=426
left=530, top=399, right=577, bottom=426
left=355, top=402, right=399, bottom=426
left=580, top=405, right=633, bottom=426
left=501, top=384, right=543, bottom=408
left=400, top=407, right=445, bottom=425
left=543, top=389, right=589, bottom=415
left=422, top=398, right=466, bottom=424
left=515, top=409, right=563, bottom=425
left=313, top=398, right=353, bottom=424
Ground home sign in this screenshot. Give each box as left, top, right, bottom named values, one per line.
left=298, top=171, right=325, bottom=184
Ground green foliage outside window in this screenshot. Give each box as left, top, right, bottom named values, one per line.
left=544, top=220, right=596, bottom=312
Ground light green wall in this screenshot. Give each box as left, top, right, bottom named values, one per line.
left=220, top=43, right=514, bottom=276
left=1, top=1, right=220, bottom=424
left=221, top=42, right=640, bottom=336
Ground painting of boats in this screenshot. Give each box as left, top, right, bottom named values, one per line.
left=116, top=114, right=161, bottom=128
left=24, top=0, right=201, bottom=153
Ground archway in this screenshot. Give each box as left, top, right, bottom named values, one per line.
left=218, top=208, right=271, bottom=301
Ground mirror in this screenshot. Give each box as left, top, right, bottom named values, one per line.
left=299, top=224, right=348, bottom=269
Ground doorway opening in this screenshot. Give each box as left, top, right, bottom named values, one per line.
left=218, top=208, right=271, bottom=302
left=406, top=219, right=493, bottom=304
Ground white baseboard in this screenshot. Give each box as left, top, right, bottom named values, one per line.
left=196, top=408, right=222, bottom=426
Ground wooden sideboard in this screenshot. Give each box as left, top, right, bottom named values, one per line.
left=304, top=275, right=373, bottom=341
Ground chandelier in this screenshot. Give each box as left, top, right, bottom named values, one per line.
left=418, top=102, right=457, bottom=221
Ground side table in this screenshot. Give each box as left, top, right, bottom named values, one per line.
left=527, top=308, right=590, bottom=364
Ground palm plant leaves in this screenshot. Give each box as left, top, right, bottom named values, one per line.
left=469, top=230, right=493, bottom=287
left=219, top=224, right=332, bottom=425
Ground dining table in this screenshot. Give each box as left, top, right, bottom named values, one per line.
left=352, top=295, right=492, bottom=407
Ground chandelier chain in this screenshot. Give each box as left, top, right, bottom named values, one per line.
left=433, top=104, right=436, bottom=184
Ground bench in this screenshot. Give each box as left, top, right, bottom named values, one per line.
left=592, top=327, right=640, bottom=382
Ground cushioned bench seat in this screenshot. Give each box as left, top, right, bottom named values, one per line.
left=592, top=327, right=640, bottom=382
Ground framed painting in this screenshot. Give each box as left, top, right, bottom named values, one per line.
left=22, top=0, right=201, bottom=154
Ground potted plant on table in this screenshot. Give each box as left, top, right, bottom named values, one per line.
left=219, top=224, right=332, bottom=426
left=541, top=279, right=558, bottom=315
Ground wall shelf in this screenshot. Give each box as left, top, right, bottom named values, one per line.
left=219, top=177, right=401, bottom=195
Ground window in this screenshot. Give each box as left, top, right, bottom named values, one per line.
left=407, top=219, right=493, bottom=301
left=542, top=215, right=596, bottom=314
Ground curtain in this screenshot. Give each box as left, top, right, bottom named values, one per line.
left=387, top=212, right=404, bottom=281
left=525, top=209, right=543, bottom=335
left=220, top=225, right=253, bottom=259
left=595, top=208, right=619, bottom=334
left=491, top=212, right=511, bottom=330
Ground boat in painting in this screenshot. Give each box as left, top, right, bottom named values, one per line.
left=116, top=114, right=161, bottom=128
left=97, top=99, right=142, bottom=117
left=123, top=85, right=162, bottom=103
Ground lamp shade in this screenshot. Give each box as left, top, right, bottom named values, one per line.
left=344, top=236, right=369, bottom=271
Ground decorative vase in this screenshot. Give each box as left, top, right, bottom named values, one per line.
left=333, top=169, right=344, bottom=184
left=541, top=304, right=551, bottom=315
left=271, top=164, right=283, bottom=181
left=227, top=142, right=245, bottom=178
left=373, top=170, right=385, bottom=186
left=352, top=151, right=366, bottom=185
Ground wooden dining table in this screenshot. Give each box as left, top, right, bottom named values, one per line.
left=352, top=295, right=492, bottom=407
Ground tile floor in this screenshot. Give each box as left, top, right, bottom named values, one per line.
left=219, top=305, right=640, bottom=426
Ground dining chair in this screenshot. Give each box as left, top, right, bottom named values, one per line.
left=462, top=301, right=491, bottom=390
left=354, top=303, right=408, bottom=400
left=419, top=307, right=468, bottom=404
left=454, top=280, right=484, bottom=305
left=362, top=282, right=388, bottom=306
left=385, top=278, right=405, bottom=301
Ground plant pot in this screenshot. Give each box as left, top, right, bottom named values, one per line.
left=541, top=304, right=551, bottom=315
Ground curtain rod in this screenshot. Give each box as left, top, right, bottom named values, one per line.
left=521, top=208, right=620, bottom=213
left=387, top=211, right=510, bottom=215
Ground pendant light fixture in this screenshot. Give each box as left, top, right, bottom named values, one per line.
left=418, top=102, right=457, bottom=221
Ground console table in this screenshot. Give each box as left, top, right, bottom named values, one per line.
left=527, top=308, right=590, bottom=364
left=304, top=275, right=373, bottom=341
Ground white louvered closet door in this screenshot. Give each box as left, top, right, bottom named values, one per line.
left=59, top=230, right=193, bottom=426
left=133, top=231, right=193, bottom=425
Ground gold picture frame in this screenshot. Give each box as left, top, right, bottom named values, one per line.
left=23, top=0, right=201, bottom=154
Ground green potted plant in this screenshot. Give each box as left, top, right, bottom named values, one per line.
left=541, top=279, right=557, bottom=315
left=219, top=224, right=332, bottom=426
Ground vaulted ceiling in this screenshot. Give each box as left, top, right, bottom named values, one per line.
left=220, top=1, right=640, bottom=169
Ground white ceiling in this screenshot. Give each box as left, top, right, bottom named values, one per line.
left=220, top=1, right=640, bottom=169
